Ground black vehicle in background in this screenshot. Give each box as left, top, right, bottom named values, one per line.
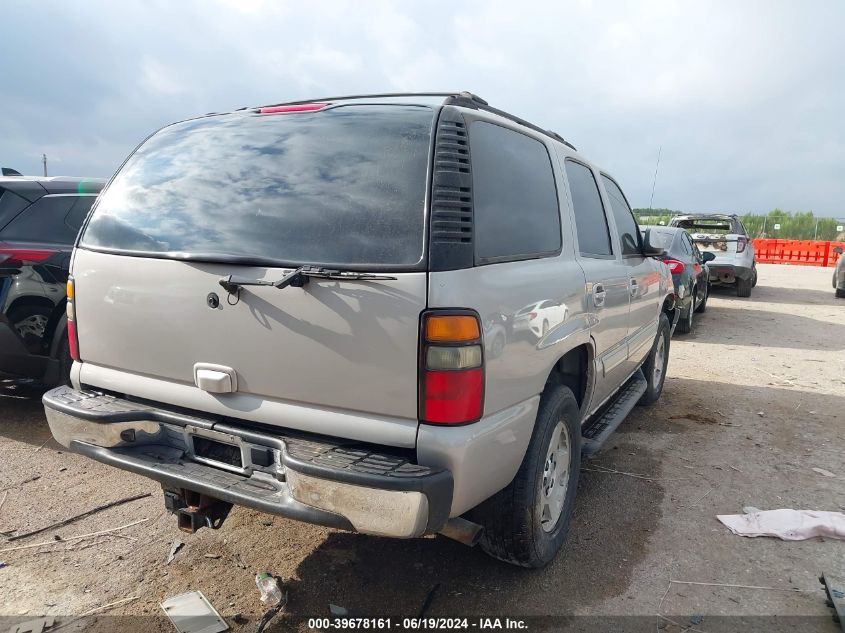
left=642, top=226, right=714, bottom=334
left=0, top=175, right=105, bottom=385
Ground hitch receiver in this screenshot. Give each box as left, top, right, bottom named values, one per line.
left=163, top=487, right=233, bottom=534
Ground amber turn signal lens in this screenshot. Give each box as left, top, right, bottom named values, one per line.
left=425, top=315, right=480, bottom=342
left=66, top=279, right=74, bottom=300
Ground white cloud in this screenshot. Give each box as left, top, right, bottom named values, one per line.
left=1, top=0, right=843, bottom=214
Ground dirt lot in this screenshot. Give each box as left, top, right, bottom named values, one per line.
left=1, top=263, right=843, bottom=632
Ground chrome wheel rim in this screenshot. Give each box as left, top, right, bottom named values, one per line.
left=538, top=421, right=571, bottom=533
left=15, top=314, right=48, bottom=338
left=653, top=335, right=666, bottom=385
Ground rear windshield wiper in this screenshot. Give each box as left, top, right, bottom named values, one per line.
left=219, top=265, right=397, bottom=294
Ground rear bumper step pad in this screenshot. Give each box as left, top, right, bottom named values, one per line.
left=43, top=385, right=453, bottom=537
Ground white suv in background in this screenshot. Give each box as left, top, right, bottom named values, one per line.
left=669, top=213, right=757, bottom=297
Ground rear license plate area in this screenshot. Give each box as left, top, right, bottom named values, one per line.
left=185, top=426, right=248, bottom=474
left=193, top=436, right=243, bottom=468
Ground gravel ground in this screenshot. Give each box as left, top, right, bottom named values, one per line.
left=0, top=263, right=843, bottom=632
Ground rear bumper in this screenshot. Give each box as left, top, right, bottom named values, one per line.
left=708, top=263, right=753, bottom=283
left=43, top=386, right=453, bottom=538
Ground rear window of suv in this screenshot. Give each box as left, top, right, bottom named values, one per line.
left=80, top=105, right=435, bottom=268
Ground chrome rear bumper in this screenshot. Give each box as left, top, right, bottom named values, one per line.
left=44, top=386, right=452, bottom=539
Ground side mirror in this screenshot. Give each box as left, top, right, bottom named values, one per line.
left=701, top=251, right=716, bottom=263
left=642, top=228, right=667, bottom=258
left=834, top=247, right=844, bottom=255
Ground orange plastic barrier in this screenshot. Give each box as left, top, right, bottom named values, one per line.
left=751, top=239, right=845, bottom=267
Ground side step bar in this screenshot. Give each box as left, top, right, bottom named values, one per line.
left=581, top=369, right=648, bottom=457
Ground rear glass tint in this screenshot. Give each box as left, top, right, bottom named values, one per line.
left=0, top=188, right=31, bottom=230
left=81, top=105, right=434, bottom=267
left=470, top=122, right=561, bottom=262
left=0, top=195, right=80, bottom=244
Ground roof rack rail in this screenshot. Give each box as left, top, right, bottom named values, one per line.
left=240, top=92, right=477, bottom=111
left=240, top=91, right=577, bottom=150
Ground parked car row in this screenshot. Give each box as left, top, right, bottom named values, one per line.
left=636, top=212, right=761, bottom=336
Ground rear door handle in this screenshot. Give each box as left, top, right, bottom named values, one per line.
left=593, top=283, right=607, bottom=308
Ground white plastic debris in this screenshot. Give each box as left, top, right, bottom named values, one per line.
left=811, top=467, right=836, bottom=478
left=717, top=509, right=845, bottom=541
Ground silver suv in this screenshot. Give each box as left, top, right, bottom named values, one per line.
left=669, top=213, right=757, bottom=297
left=43, top=92, right=676, bottom=567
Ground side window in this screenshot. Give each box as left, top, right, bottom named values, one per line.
left=601, top=175, right=641, bottom=256
left=0, top=195, right=77, bottom=243
left=470, top=122, right=561, bottom=262
left=565, top=160, right=612, bottom=257
left=0, top=188, right=31, bottom=230
left=65, top=196, right=96, bottom=232
left=680, top=233, right=692, bottom=255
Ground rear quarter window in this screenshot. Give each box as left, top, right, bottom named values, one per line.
left=0, top=195, right=82, bottom=244
left=469, top=122, right=561, bottom=263
left=0, top=188, right=32, bottom=230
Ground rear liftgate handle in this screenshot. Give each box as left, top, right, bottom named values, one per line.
left=629, top=278, right=639, bottom=298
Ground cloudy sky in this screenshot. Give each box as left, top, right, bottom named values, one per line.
left=2, top=0, right=843, bottom=215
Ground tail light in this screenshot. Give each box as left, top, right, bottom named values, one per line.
left=420, top=312, right=484, bottom=425
left=66, top=277, right=80, bottom=361
left=528, top=312, right=538, bottom=320
left=736, top=237, right=747, bottom=253
left=663, top=259, right=685, bottom=274
left=0, top=245, right=57, bottom=267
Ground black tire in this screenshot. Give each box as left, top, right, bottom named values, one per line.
left=638, top=313, right=670, bottom=406
left=736, top=276, right=752, bottom=298
left=836, top=288, right=845, bottom=299
left=695, top=283, right=709, bottom=313
left=751, top=267, right=758, bottom=288
left=472, top=385, right=581, bottom=568
left=675, top=296, right=694, bottom=334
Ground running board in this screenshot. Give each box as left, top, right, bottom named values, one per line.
left=581, top=369, right=648, bottom=457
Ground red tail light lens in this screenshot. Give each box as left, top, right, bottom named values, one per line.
left=736, top=237, right=747, bottom=253
left=67, top=319, right=79, bottom=361
left=423, top=370, right=483, bottom=423
left=663, top=259, right=685, bottom=274
left=259, top=103, right=330, bottom=114
left=0, top=246, right=57, bottom=267
left=420, top=312, right=484, bottom=425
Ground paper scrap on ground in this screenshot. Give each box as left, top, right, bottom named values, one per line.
left=717, top=509, right=845, bottom=541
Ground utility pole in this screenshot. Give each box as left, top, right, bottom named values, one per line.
left=42, top=153, right=47, bottom=176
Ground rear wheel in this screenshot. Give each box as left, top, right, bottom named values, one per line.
left=473, top=385, right=581, bottom=568
left=736, top=276, right=752, bottom=298
left=751, top=267, right=758, bottom=288
left=676, top=294, right=694, bottom=334
left=638, top=313, right=670, bottom=406
left=836, top=288, right=845, bottom=299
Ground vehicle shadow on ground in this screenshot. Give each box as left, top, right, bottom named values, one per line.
left=709, top=283, right=842, bottom=306
left=688, top=305, right=845, bottom=350
left=277, top=445, right=665, bottom=620
left=0, top=380, right=53, bottom=448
